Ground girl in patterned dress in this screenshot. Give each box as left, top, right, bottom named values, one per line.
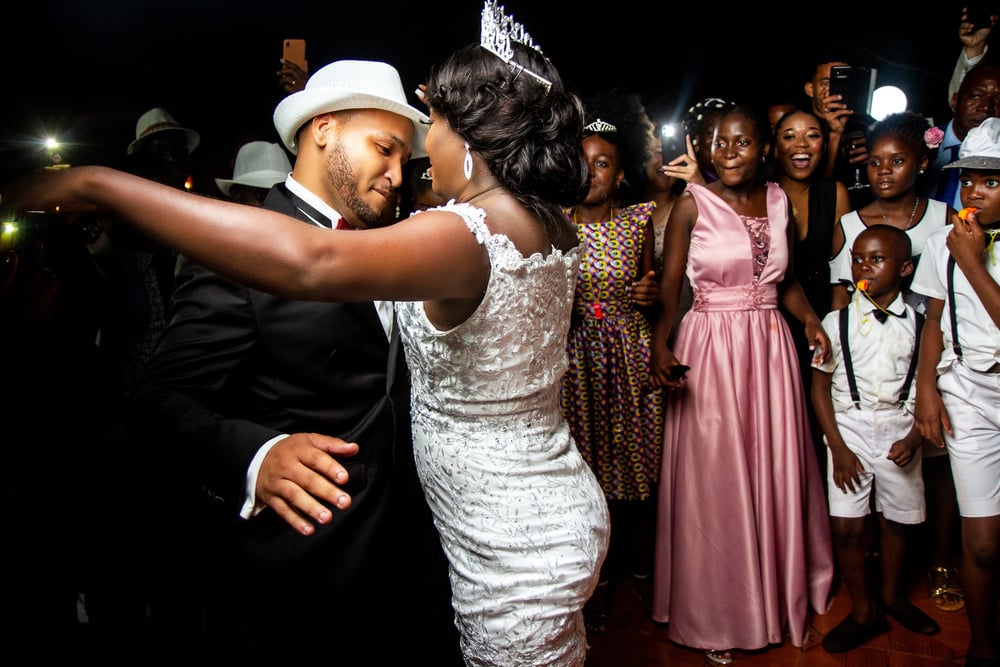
left=561, top=91, right=664, bottom=633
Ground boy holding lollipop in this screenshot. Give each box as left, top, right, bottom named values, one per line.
left=911, top=116, right=1000, bottom=667
left=813, top=224, right=941, bottom=653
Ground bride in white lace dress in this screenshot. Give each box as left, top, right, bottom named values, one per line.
left=8, top=7, right=610, bottom=665
left=400, top=200, right=608, bottom=665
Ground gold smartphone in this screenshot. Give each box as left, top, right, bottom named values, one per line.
left=283, top=39, right=307, bottom=70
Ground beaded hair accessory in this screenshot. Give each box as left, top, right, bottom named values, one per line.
left=584, top=118, right=617, bottom=134
left=480, top=0, right=552, bottom=93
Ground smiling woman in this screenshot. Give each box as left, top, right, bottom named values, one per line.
left=771, top=108, right=852, bottom=412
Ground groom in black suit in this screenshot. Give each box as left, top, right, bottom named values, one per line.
left=130, top=60, right=460, bottom=666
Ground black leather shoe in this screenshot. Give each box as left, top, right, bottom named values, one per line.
left=821, top=611, right=889, bottom=653
left=884, top=599, right=940, bottom=635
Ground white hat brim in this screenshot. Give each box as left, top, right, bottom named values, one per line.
left=215, top=170, right=288, bottom=197
left=944, top=156, right=1000, bottom=170
left=274, top=90, right=428, bottom=158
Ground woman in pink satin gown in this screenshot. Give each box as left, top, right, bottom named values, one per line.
left=649, top=105, right=835, bottom=664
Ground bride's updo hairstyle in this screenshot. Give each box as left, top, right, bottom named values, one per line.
left=424, top=41, right=589, bottom=231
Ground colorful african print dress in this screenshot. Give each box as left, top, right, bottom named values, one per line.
left=561, top=201, right=664, bottom=501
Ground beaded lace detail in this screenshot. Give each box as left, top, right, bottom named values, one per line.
left=742, top=214, right=770, bottom=281
left=396, top=201, right=609, bottom=667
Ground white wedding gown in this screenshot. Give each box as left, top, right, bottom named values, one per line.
left=397, top=202, right=610, bottom=667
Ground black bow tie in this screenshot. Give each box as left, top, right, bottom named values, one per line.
left=873, top=308, right=905, bottom=323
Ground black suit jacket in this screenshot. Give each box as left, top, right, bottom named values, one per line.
left=131, top=184, right=460, bottom=665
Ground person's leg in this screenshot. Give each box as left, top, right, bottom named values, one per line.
left=878, top=514, right=907, bottom=606
left=878, top=514, right=940, bottom=634
left=823, top=515, right=890, bottom=653
left=937, top=365, right=1000, bottom=662
left=626, top=496, right=656, bottom=614
left=832, top=516, right=875, bottom=620
left=960, top=515, right=1000, bottom=662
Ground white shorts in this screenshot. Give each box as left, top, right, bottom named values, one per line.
left=825, top=406, right=925, bottom=524
left=938, top=361, right=1000, bottom=518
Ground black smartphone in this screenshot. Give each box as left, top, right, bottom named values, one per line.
left=668, top=364, right=690, bottom=380
left=828, top=65, right=877, bottom=116
left=965, top=1, right=998, bottom=31
left=660, top=123, right=686, bottom=165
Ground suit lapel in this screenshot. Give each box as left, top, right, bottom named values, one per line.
left=264, top=184, right=388, bottom=340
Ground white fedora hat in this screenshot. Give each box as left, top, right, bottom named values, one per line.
left=127, top=107, right=200, bottom=156
left=945, top=116, right=1000, bottom=171
left=273, top=59, right=427, bottom=157
left=215, top=141, right=292, bottom=197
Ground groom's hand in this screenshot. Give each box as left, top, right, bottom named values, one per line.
left=256, top=432, right=360, bottom=535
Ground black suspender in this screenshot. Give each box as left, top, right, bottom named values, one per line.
left=900, top=313, right=924, bottom=403
left=839, top=308, right=862, bottom=409
left=838, top=306, right=923, bottom=409
left=947, top=256, right=962, bottom=358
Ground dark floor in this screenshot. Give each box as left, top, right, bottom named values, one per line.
left=584, top=570, right=973, bottom=667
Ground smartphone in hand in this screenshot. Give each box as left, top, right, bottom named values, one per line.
left=283, top=39, right=307, bottom=70
left=829, top=65, right=877, bottom=116
left=660, top=123, right=686, bottom=165
left=668, top=364, right=690, bottom=381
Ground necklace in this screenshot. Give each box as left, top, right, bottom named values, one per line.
left=466, top=186, right=506, bottom=205
left=876, top=196, right=920, bottom=230
left=787, top=184, right=809, bottom=223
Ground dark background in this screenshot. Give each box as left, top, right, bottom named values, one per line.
left=0, top=0, right=978, bottom=191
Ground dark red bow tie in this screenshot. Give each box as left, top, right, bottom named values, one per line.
left=335, top=217, right=349, bottom=230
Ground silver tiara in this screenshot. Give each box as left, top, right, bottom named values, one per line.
left=584, top=118, right=617, bottom=133
left=480, top=1, right=552, bottom=93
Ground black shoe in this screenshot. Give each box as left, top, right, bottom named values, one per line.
left=821, top=612, right=889, bottom=653
left=884, top=599, right=940, bottom=635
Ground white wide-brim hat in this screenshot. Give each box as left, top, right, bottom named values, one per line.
left=215, top=141, right=292, bottom=197
left=127, top=107, right=200, bottom=156
left=946, top=116, right=1000, bottom=170
left=273, top=59, right=428, bottom=158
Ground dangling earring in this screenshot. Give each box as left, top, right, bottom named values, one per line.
left=919, top=168, right=925, bottom=174
left=464, top=142, right=473, bottom=181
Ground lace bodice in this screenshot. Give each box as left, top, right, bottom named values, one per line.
left=397, top=202, right=581, bottom=440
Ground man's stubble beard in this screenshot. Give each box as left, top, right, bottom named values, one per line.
left=326, top=143, right=381, bottom=227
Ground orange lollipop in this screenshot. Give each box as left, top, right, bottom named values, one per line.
left=958, top=207, right=980, bottom=222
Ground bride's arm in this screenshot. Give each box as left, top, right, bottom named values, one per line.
left=7, top=165, right=489, bottom=303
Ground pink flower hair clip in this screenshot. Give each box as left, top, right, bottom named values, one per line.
left=924, top=126, right=944, bottom=150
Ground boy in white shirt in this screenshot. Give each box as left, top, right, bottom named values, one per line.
left=814, top=224, right=941, bottom=653
left=912, top=117, right=1000, bottom=667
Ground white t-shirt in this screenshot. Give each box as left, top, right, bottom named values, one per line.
left=829, top=198, right=951, bottom=287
